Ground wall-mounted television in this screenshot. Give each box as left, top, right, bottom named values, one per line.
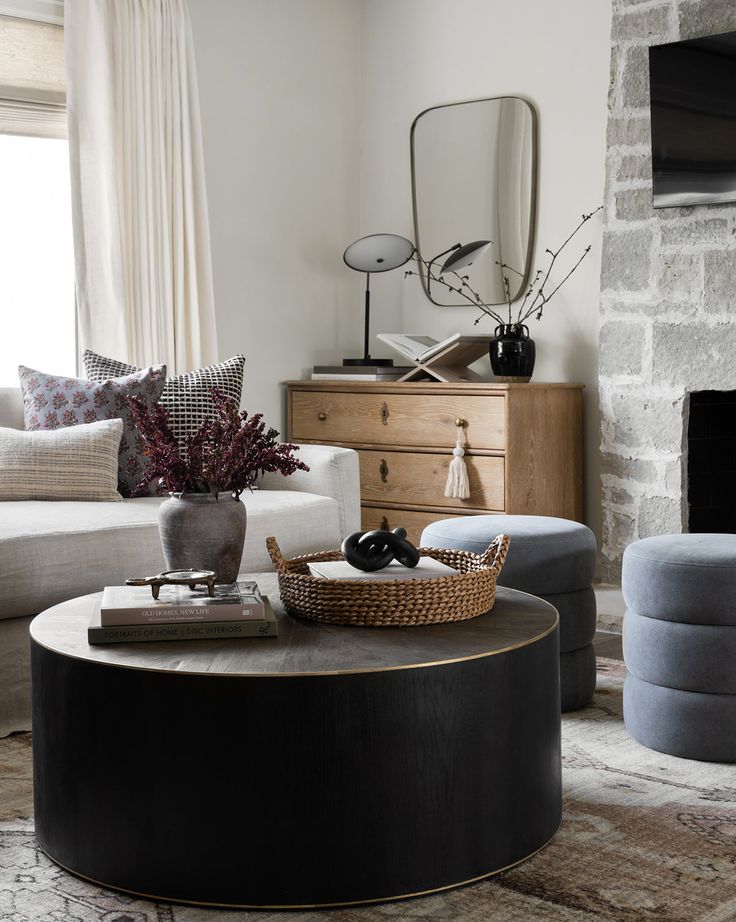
left=650, top=29, right=736, bottom=208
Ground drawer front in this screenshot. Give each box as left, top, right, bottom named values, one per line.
left=361, top=507, right=463, bottom=548
left=290, top=391, right=506, bottom=450
left=358, top=450, right=504, bottom=511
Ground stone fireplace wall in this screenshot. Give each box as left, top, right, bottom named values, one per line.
left=599, top=0, right=736, bottom=580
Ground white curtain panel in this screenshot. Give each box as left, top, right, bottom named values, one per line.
left=65, top=0, right=218, bottom=374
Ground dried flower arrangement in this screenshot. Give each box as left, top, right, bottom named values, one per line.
left=127, top=388, right=308, bottom=498
left=406, top=205, right=603, bottom=326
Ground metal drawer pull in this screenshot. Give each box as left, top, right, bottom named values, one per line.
left=455, top=417, right=467, bottom=428
left=379, top=458, right=389, bottom=483
left=318, top=412, right=327, bottom=421
left=380, top=402, right=390, bottom=425
left=380, top=516, right=389, bottom=531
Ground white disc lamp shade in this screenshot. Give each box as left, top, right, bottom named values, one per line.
left=440, top=240, right=492, bottom=275
left=342, top=234, right=415, bottom=366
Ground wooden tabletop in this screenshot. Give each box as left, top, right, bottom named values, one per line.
left=30, top=573, right=558, bottom=678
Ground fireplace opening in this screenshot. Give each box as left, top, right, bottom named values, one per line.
left=687, top=390, right=736, bottom=533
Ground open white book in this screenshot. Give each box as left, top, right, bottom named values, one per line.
left=377, top=332, right=490, bottom=364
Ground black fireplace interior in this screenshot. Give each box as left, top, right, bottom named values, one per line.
left=687, top=390, right=736, bottom=533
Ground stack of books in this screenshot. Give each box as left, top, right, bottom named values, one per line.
left=311, top=364, right=413, bottom=382
left=88, top=580, right=277, bottom=645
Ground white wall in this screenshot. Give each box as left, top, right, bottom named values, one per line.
left=357, top=0, right=612, bottom=539
left=189, top=0, right=612, bottom=539
left=187, top=0, right=362, bottom=432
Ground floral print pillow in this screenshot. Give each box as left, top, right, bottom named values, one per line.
left=18, top=364, right=166, bottom=497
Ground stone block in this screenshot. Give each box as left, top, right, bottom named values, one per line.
left=703, top=249, right=736, bottom=313
left=637, top=495, right=683, bottom=536
left=659, top=219, right=730, bottom=247
left=601, top=228, right=653, bottom=292
left=679, top=0, right=736, bottom=40
left=608, top=44, right=620, bottom=109
left=622, top=45, right=651, bottom=109
left=610, top=486, right=636, bottom=506
left=600, top=451, right=658, bottom=484
left=656, top=251, right=701, bottom=302
left=601, top=507, right=637, bottom=582
left=606, top=116, right=651, bottom=147
left=617, top=152, right=652, bottom=183
left=652, top=322, right=736, bottom=388
left=610, top=393, right=683, bottom=452
left=615, top=186, right=652, bottom=222
left=599, top=320, right=646, bottom=377
left=607, top=298, right=698, bottom=320
left=612, top=4, right=670, bottom=41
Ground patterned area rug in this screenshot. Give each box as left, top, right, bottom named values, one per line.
left=1, top=659, right=735, bottom=922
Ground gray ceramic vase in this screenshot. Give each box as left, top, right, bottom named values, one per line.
left=158, top=492, right=247, bottom=584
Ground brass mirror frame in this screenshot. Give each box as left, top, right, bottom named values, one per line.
left=410, top=95, right=539, bottom=308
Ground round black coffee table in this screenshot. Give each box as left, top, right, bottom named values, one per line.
left=31, top=576, right=561, bottom=909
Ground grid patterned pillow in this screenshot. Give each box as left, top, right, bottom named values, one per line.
left=83, top=351, right=246, bottom=447
left=0, top=419, right=123, bottom=502
left=18, top=364, right=166, bottom=497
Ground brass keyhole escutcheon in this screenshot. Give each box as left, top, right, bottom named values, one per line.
left=379, top=458, right=389, bottom=483
left=380, top=516, right=389, bottom=531
left=380, top=402, right=390, bottom=426
left=318, top=412, right=327, bottom=421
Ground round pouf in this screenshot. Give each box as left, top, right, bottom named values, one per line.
left=421, top=515, right=597, bottom=711
left=622, top=534, right=736, bottom=763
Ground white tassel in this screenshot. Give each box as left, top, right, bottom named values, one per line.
left=444, top=424, right=470, bottom=499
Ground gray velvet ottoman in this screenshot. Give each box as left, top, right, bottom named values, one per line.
left=622, top=534, right=736, bottom=763
left=420, top=515, right=597, bottom=711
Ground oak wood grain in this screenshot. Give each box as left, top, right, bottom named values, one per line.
left=360, top=507, right=462, bottom=546
left=289, top=390, right=505, bottom=450
left=357, top=449, right=504, bottom=511
left=505, top=386, right=583, bottom=520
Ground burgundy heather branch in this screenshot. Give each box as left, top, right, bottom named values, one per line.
left=127, top=388, right=309, bottom=498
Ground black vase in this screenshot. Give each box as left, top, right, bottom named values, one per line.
left=490, top=324, right=536, bottom=382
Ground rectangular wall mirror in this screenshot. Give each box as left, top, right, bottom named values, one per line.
left=411, top=96, right=537, bottom=307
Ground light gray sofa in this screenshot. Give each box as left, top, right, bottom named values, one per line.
left=0, top=387, right=360, bottom=737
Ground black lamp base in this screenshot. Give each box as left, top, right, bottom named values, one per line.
left=342, top=357, right=394, bottom=367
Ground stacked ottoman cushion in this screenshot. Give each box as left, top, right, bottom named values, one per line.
left=420, top=515, right=597, bottom=711
left=622, top=534, right=736, bottom=762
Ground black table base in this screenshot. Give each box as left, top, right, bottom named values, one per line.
left=32, top=626, right=560, bottom=909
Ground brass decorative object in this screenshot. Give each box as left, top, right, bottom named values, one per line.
left=125, top=569, right=217, bottom=600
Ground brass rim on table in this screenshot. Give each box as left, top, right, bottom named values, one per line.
left=266, top=534, right=510, bottom=627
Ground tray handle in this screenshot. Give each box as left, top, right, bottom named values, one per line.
left=479, top=533, right=510, bottom=577
left=266, top=536, right=289, bottom=573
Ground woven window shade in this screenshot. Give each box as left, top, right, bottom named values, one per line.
left=0, top=15, right=65, bottom=138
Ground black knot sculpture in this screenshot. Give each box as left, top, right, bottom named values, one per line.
left=341, top=527, right=421, bottom=572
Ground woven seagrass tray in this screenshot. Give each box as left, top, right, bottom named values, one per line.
left=266, top=533, right=510, bottom=627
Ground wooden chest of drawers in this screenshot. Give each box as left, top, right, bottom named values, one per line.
left=286, top=381, right=583, bottom=547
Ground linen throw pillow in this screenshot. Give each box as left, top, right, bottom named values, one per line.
left=83, top=351, right=246, bottom=448
left=18, top=364, right=166, bottom=497
left=0, top=419, right=123, bottom=502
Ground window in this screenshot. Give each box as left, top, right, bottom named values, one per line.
left=0, top=13, right=73, bottom=387
left=0, top=133, right=75, bottom=385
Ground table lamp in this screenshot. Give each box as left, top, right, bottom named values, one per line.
left=342, top=233, right=415, bottom=366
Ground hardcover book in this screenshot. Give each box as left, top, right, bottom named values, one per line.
left=89, top=597, right=277, bottom=644
left=100, top=579, right=264, bottom=626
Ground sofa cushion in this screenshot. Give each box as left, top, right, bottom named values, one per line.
left=18, top=364, right=166, bottom=497
left=0, top=491, right=341, bottom=621
left=83, top=351, right=246, bottom=448
left=0, top=419, right=123, bottom=502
